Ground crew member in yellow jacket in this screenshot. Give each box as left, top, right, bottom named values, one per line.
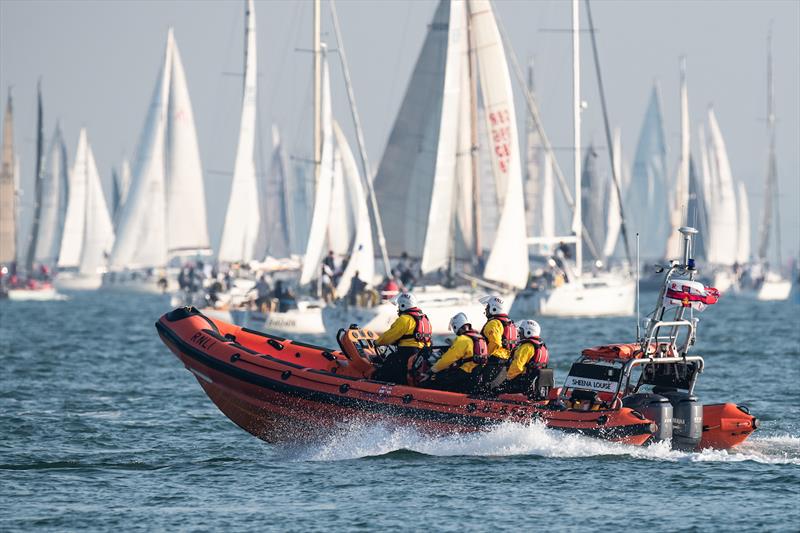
left=373, top=293, right=432, bottom=385
left=477, top=295, right=518, bottom=386
left=425, top=313, right=487, bottom=394
left=503, top=319, right=550, bottom=394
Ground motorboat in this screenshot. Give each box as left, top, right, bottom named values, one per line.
left=156, top=227, right=757, bottom=450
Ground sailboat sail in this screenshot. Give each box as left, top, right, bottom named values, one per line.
left=109, top=31, right=173, bottom=269
left=59, top=130, right=89, bottom=268
left=686, top=156, right=708, bottom=261
left=580, top=144, right=606, bottom=259
left=469, top=0, right=528, bottom=288
left=25, top=84, right=45, bottom=273
left=34, top=125, right=68, bottom=267
left=334, top=121, right=374, bottom=296
left=627, top=85, right=669, bottom=259
left=218, top=0, right=260, bottom=263
left=0, top=93, right=15, bottom=265
left=706, top=108, right=738, bottom=266
left=299, top=54, right=335, bottom=286
left=602, top=129, right=624, bottom=259
left=374, top=0, right=454, bottom=261
left=665, top=59, right=690, bottom=260
left=259, top=125, right=293, bottom=259
left=735, top=181, right=750, bottom=264
left=79, top=131, right=115, bottom=275
left=165, top=37, right=209, bottom=255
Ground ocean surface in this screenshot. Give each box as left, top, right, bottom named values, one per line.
left=1, top=289, right=799, bottom=531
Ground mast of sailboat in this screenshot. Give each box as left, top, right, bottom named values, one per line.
left=25, top=81, right=44, bottom=274
left=758, top=24, right=781, bottom=266
left=312, top=0, right=322, bottom=186
left=571, top=0, right=583, bottom=277
left=328, top=0, right=391, bottom=277
left=467, top=12, right=482, bottom=263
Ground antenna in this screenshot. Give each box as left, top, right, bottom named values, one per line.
left=635, top=232, right=640, bottom=341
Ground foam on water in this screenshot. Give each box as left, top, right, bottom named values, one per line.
left=290, top=422, right=800, bottom=465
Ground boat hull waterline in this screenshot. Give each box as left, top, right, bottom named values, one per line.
left=156, top=308, right=755, bottom=449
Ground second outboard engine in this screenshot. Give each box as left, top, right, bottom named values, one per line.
left=622, top=393, right=673, bottom=442
left=662, top=391, right=703, bottom=450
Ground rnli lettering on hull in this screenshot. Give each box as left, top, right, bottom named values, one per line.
left=564, top=376, right=619, bottom=394
left=189, top=332, right=217, bottom=350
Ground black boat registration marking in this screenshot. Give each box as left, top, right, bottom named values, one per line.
left=190, top=332, right=217, bottom=350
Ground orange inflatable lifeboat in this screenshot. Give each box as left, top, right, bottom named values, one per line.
left=156, top=307, right=660, bottom=446
left=156, top=307, right=755, bottom=449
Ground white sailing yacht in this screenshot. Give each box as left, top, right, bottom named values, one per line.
left=511, top=0, right=634, bottom=318
left=55, top=129, right=115, bottom=290
left=738, top=28, right=791, bottom=301
left=106, top=28, right=210, bottom=292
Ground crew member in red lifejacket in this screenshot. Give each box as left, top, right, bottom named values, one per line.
left=477, top=295, right=518, bottom=386
left=373, top=292, right=432, bottom=385
left=502, top=319, right=549, bottom=394
left=425, top=312, right=487, bottom=394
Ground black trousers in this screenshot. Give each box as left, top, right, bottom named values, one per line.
left=425, top=369, right=478, bottom=394
left=372, top=346, right=419, bottom=385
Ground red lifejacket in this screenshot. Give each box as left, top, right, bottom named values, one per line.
left=464, top=330, right=489, bottom=365
left=483, top=314, right=519, bottom=350
left=400, top=308, right=432, bottom=346
left=516, top=337, right=549, bottom=369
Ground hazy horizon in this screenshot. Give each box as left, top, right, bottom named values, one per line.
left=1, top=0, right=798, bottom=263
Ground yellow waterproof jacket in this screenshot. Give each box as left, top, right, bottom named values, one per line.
left=481, top=319, right=510, bottom=360
left=431, top=335, right=478, bottom=374
left=376, top=314, right=424, bottom=348
left=507, top=342, right=536, bottom=380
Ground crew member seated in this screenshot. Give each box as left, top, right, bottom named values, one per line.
left=477, top=295, right=518, bottom=388
left=502, top=319, right=549, bottom=395
left=425, top=313, right=487, bottom=394
left=372, top=293, right=432, bottom=385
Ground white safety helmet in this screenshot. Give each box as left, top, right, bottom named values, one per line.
left=391, top=292, right=419, bottom=312
left=517, top=319, right=541, bottom=339
left=479, top=294, right=507, bottom=316
left=449, top=312, right=470, bottom=334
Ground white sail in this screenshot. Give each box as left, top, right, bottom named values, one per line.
left=109, top=30, right=173, bottom=269
left=453, top=42, right=475, bottom=261
left=603, top=128, right=623, bottom=259
left=665, top=59, right=690, bottom=259
left=627, top=85, right=669, bottom=259
left=0, top=93, right=15, bottom=265
left=735, top=181, right=750, bottom=265
left=327, top=147, right=353, bottom=256
left=706, top=108, right=738, bottom=266
left=469, top=0, right=528, bottom=289
left=260, top=125, right=293, bottom=259
left=299, top=54, right=335, bottom=286
left=165, top=36, right=209, bottom=255
left=59, top=129, right=89, bottom=268
left=374, top=0, right=455, bottom=260
left=34, top=124, right=67, bottom=267
left=218, top=0, right=261, bottom=263
left=79, top=134, right=115, bottom=275
left=419, top=0, right=466, bottom=274
left=334, top=121, right=374, bottom=296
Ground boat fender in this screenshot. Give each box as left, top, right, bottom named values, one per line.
left=230, top=353, right=240, bottom=363
left=268, top=339, right=284, bottom=351
left=281, top=371, right=292, bottom=380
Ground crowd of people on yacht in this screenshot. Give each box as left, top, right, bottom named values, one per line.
left=0, top=263, right=54, bottom=295
left=372, top=292, right=550, bottom=397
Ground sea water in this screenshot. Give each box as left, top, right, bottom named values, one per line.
left=1, top=291, right=798, bottom=531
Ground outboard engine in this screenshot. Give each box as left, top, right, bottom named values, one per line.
left=662, top=391, right=703, bottom=451
left=530, top=368, right=555, bottom=400
left=622, top=393, right=673, bottom=442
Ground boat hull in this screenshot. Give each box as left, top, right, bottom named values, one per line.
left=512, top=277, right=635, bottom=317
left=6, top=286, right=62, bottom=301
